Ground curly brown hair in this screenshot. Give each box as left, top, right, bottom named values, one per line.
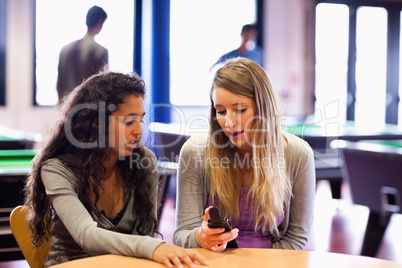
left=23, top=71, right=158, bottom=247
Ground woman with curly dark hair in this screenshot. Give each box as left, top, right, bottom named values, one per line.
left=23, top=71, right=207, bottom=267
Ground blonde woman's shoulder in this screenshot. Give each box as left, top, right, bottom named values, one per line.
left=181, top=133, right=208, bottom=155
left=283, top=131, right=314, bottom=156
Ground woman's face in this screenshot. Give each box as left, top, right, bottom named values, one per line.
left=212, top=86, right=257, bottom=153
left=108, top=94, right=145, bottom=158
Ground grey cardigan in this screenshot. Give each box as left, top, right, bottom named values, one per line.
left=41, top=148, right=164, bottom=267
left=173, top=132, right=316, bottom=249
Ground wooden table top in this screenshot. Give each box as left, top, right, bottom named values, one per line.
left=51, top=248, right=402, bottom=268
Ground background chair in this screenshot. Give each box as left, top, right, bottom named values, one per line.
left=149, top=123, right=191, bottom=222
left=9, top=205, right=51, bottom=268
left=334, top=139, right=402, bottom=257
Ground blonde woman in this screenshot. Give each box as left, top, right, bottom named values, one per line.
left=174, top=58, right=315, bottom=252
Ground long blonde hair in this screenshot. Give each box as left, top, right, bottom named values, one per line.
left=206, top=58, right=291, bottom=235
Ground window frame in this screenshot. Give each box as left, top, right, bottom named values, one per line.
left=32, top=0, right=37, bottom=106
left=0, top=0, right=7, bottom=106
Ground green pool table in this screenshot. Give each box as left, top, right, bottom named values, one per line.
left=283, top=120, right=402, bottom=198
left=284, top=120, right=402, bottom=149
left=150, top=120, right=402, bottom=199
left=0, top=149, right=38, bottom=208
left=0, top=149, right=38, bottom=261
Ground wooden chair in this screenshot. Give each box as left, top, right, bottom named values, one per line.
left=9, top=205, right=52, bottom=268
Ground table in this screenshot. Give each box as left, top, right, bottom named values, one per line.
left=150, top=121, right=402, bottom=199
left=284, top=120, right=402, bottom=148
left=0, top=149, right=37, bottom=171
left=0, top=149, right=37, bottom=261
left=335, top=139, right=402, bottom=258
left=284, top=120, right=402, bottom=198
left=0, top=149, right=37, bottom=208
left=0, top=125, right=42, bottom=149
left=51, top=248, right=402, bottom=268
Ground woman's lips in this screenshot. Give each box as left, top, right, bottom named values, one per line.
left=126, top=141, right=138, bottom=149
left=230, top=130, right=244, bottom=139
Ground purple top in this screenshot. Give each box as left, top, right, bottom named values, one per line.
left=206, top=187, right=283, bottom=248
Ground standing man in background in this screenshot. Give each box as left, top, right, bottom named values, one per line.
left=214, top=24, right=263, bottom=67
left=57, top=5, right=108, bottom=104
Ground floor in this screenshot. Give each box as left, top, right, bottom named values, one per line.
left=158, top=180, right=402, bottom=264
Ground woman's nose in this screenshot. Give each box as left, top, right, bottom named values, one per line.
left=133, top=121, right=143, bottom=136
left=224, top=113, right=237, bottom=128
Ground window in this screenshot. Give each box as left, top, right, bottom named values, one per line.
left=315, top=3, right=349, bottom=126
left=35, top=0, right=134, bottom=106
left=355, top=6, right=387, bottom=128
left=315, top=1, right=402, bottom=129
left=169, top=0, right=257, bottom=107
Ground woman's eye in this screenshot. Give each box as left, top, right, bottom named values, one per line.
left=217, top=110, right=226, bottom=115
left=124, top=121, right=134, bottom=126
left=237, top=108, right=247, bottom=113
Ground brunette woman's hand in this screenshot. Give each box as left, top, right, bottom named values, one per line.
left=153, top=243, right=209, bottom=268
left=194, top=206, right=239, bottom=253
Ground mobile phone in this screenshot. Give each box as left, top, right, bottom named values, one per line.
left=207, top=207, right=238, bottom=248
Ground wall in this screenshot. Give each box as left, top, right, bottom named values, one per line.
left=265, top=0, right=315, bottom=118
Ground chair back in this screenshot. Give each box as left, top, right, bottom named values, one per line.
left=337, top=141, right=402, bottom=214
left=9, top=205, right=52, bottom=268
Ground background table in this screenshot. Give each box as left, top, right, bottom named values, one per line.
left=51, top=248, right=402, bottom=268
left=151, top=120, right=402, bottom=200
left=284, top=120, right=402, bottom=198
left=0, top=125, right=41, bottom=150
left=0, top=149, right=37, bottom=261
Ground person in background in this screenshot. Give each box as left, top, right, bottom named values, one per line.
left=24, top=71, right=208, bottom=268
left=214, top=24, right=263, bottom=67
left=174, top=58, right=315, bottom=252
left=56, top=5, right=109, bottom=104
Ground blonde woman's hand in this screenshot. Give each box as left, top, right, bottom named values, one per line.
left=194, top=206, right=239, bottom=253
left=153, top=243, right=209, bottom=268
